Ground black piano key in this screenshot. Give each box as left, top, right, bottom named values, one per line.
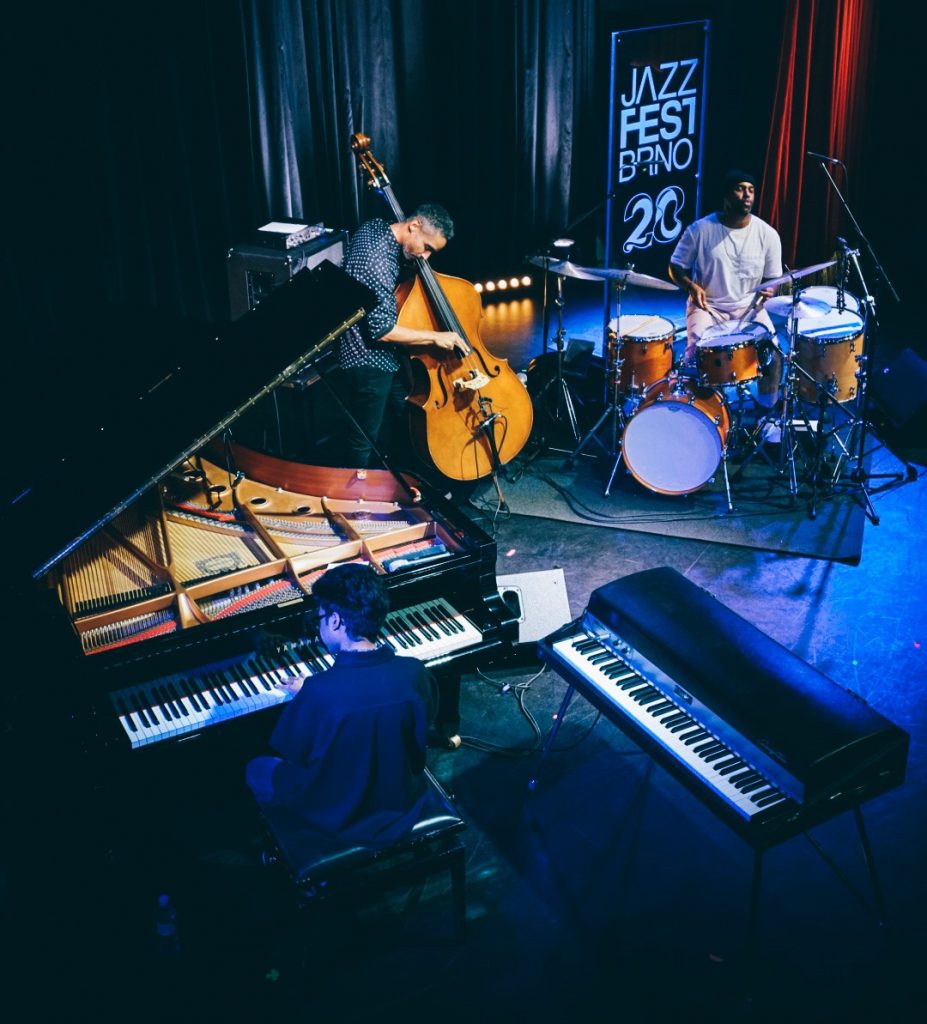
left=661, top=712, right=690, bottom=727
left=165, top=683, right=190, bottom=717
left=717, top=759, right=747, bottom=776
left=693, top=739, right=724, bottom=754
left=179, top=678, right=206, bottom=711
left=647, top=700, right=676, bottom=714
left=414, top=609, right=443, bottom=641
left=573, top=638, right=603, bottom=653
left=247, top=660, right=273, bottom=690
left=702, top=747, right=731, bottom=763
left=634, top=689, right=664, bottom=705
left=650, top=704, right=682, bottom=719
left=747, top=786, right=777, bottom=803
left=754, top=790, right=786, bottom=808
left=407, top=609, right=439, bottom=642
left=668, top=718, right=697, bottom=733
left=739, top=777, right=771, bottom=794
left=429, top=602, right=464, bottom=634
left=730, top=771, right=763, bottom=789
left=713, top=756, right=742, bottom=771
left=114, top=696, right=138, bottom=732
left=603, top=666, right=634, bottom=680
left=681, top=729, right=711, bottom=745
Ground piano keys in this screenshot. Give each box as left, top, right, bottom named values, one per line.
left=538, top=567, right=909, bottom=848
left=111, top=595, right=486, bottom=749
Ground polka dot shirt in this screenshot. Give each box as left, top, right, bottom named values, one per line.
left=339, top=218, right=402, bottom=373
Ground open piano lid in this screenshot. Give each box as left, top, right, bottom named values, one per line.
left=7, top=260, right=374, bottom=581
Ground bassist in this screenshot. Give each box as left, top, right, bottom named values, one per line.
left=339, top=205, right=462, bottom=468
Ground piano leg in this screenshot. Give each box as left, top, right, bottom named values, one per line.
left=430, top=669, right=463, bottom=749
left=801, top=807, right=887, bottom=924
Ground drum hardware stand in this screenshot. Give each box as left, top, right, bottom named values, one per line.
left=564, top=276, right=632, bottom=496
left=812, top=164, right=913, bottom=523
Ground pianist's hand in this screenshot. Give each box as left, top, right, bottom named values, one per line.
left=276, top=674, right=305, bottom=697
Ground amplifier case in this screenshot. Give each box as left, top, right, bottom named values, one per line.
left=226, top=230, right=348, bottom=320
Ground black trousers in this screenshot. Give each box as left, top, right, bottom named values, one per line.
left=339, top=365, right=410, bottom=468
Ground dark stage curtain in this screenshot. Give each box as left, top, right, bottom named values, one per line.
left=240, top=0, right=597, bottom=281
left=759, top=0, right=876, bottom=269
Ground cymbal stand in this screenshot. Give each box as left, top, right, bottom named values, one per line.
left=812, top=160, right=913, bottom=523
left=831, top=244, right=915, bottom=523
left=565, top=277, right=630, bottom=495
left=733, top=289, right=812, bottom=506
left=532, top=272, right=581, bottom=441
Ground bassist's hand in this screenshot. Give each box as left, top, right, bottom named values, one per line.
left=429, top=331, right=464, bottom=355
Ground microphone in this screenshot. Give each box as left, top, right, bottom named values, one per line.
left=807, top=150, right=843, bottom=165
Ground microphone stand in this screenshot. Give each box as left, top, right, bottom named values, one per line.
left=813, top=160, right=914, bottom=524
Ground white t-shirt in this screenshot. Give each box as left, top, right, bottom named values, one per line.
left=671, top=212, right=782, bottom=312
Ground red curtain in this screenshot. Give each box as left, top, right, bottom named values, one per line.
left=759, top=0, right=876, bottom=270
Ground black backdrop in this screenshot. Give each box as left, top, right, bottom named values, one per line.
left=2, top=0, right=916, bottom=476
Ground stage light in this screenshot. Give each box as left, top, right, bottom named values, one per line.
left=521, top=275, right=531, bottom=286
left=509, top=277, right=520, bottom=288
left=485, top=280, right=496, bottom=291
left=497, top=279, right=508, bottom=290
left=474, top=282, right=483, bottom=293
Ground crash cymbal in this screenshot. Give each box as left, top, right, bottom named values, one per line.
left=756, top=259, right=837, bottom=293
left=526, top=256, right=678, bottom=290
left=764, top=295, right=831, bottom=319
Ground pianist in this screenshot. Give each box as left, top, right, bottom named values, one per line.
left=245, top=563, right=438, bottom=847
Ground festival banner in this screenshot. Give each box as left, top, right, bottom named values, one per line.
left=605, top=20, right=710, bottom=280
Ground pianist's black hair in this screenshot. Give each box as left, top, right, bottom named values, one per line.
left=313, top=563, right=389, bottom=642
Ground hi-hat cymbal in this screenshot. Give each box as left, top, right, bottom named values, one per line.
left=757, top=259, right=837, bottom=293
left=764, top=295, right=831, bottom=319
left=525, top=256, right=603, bottom=280
left=590, top=267, right=680, bottom=291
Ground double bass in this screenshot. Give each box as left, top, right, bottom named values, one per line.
left=351, top=133, right=533, bottom=482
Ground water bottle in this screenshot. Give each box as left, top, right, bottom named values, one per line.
left=155, top=894, right=180, bottom=956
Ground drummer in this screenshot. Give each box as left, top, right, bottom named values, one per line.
left=668, top=169, right=783, bottom=409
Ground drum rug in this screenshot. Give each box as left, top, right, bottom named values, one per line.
left=476, top=441, right=903, bottom=564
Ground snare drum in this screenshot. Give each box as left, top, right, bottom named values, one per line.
left=695, top=321, right=770, bottom=386
left=621, top=375, right=730, bottom=495
left=795, top=309, right=865, bottom=403
left=606, top=313, right=675, bottom=393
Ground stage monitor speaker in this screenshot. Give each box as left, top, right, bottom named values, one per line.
left=226, top=230, right=348, bottom=320
left=871, top=348, right=927, bottom=442
left=497, top=569, right=571, bottom=644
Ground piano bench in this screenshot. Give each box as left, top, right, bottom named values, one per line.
left=260, top=768, right=467, bottom=939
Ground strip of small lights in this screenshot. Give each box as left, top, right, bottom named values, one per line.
left=474, top=275, right=533, bottom=296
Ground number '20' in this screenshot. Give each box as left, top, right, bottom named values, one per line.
left=622, top=186, right=685, bottom=253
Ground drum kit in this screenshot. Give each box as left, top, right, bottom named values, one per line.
left=522, top=251, right=880, bottom=514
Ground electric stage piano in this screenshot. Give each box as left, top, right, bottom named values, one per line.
left=7, top=260, right=517, bottom=753
left=538, top=567, right=908, bottom=849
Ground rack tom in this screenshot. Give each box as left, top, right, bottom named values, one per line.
left=695, top=321, right=770, bottom=386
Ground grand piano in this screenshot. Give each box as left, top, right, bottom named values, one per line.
left=7, top=260, right=517, bottom=754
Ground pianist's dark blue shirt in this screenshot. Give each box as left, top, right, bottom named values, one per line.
left=268, top=645, right=436, bottom=846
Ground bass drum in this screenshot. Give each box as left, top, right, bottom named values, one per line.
left=621, top=376, right=730, bottom=495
